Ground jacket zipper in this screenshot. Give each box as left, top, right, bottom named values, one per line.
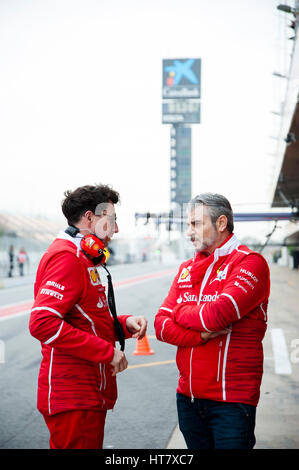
left=217, top=340, right=223, bottom=382
left=99, top=364, right=107, bottom=390
left=99, top=364, right=106, bottom=408
left=192, top=251, right=219, bottom=402
left=103, top=365, right=106, bottom=390
left=99, top=364, right=103, bottom=390
left=189, top=348, right=194, bottom=402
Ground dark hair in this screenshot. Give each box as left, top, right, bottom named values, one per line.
left=61, top=184, right=119, bottom=225
left=189, top=192, right=234, bottom=233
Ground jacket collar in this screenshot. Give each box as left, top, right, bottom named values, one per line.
left=191, top=233, right=240, bottom=285
left=193, top=233, right=238, bottom=262
left=56, top=230, right=83, bottom=251
left=214, top=233, right=239, bottom=258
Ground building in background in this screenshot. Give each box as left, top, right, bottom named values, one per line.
left=271, top=1, right=299, bottom=268
left=162, top=58, right=201, bottom=211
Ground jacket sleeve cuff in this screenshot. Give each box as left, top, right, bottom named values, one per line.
left=99, top=342, right=115, bottom=364
left=118, top=315, right=134, bottom=339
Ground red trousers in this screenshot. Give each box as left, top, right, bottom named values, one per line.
left=43, top=410, right=107, bottom=449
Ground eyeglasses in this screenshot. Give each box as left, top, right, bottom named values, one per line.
left=94, top=211, right=117, bottom=221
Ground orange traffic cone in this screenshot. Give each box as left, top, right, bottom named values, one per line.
left=133, top=335, right=155, bottom=356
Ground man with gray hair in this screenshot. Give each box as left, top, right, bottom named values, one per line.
left=155, top=193, right=270, bottom=449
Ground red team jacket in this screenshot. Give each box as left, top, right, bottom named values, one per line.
left=155, top=234, right=270, bottom=407
left=29, top=231, right=132, bottom=416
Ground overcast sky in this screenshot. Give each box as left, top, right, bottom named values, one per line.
left=0, top=0, right=293, bottom=239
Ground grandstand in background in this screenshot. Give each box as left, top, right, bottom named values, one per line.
left=0, top=213, right=64, bottom=278
left=0, top=212, right=168, bottom=279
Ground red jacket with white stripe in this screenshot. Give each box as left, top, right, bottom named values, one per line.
left=154, top=234, right=270, bottom=407
left=29, top=231, right=132, bottom=416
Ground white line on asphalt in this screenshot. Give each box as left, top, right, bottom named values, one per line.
left=0, top=270, right=175, bottom=322
left=0, top=310, right=31, bottom=322
left=0, top=298, right=33, bottom=309
left=271, top=328, right=292, bottom=375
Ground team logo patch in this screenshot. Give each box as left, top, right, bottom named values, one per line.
left=97, top=295, right=108, bottom=308
left=209, top=264, right=229, bottom=284
left=88, top=267, right=101, bottom=286
left=178, top=266, right=192, bottom=283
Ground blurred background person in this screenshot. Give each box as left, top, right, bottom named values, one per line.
left=17, top=248, right=28, bottom=276
left=8, top=244, right=14, bottom=278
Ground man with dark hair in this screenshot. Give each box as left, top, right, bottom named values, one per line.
left=61, top=184, right=120, bottom=226
left=29, top=184, right=147, bottom=449
left=155, top=193, right=270, bottom=449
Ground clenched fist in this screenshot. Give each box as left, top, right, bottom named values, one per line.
left=200, top=328, right=232, bottom=342
left=110, top=348, right=128, bottom=376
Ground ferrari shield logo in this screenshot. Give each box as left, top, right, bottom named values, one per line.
left=88, top=267, right=101, bottom=286
left=178, top=266, right=191, bottom=283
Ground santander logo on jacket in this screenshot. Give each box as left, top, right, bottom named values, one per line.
left=154, top=234, right=270, bottom=407
left=177, top=291, right=220, bottom=304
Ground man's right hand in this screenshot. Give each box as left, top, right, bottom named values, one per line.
left=110, top=348, right=128, bottom=376
left=201, top=328, right=232, bottom=342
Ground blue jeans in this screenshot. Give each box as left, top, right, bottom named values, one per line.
left=177, top=393, right=256, bottom=449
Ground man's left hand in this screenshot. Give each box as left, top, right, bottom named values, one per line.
left=126, top=316, right=148, bottom=339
